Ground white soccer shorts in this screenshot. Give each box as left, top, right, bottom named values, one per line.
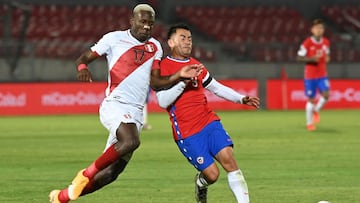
left=99, top=98, right=143, bottom=152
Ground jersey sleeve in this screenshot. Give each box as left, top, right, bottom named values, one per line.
left=297, top=40, right=309, bottom=57
left=90, top=32, right=113, bottom=56
left=152, top=42, right=163, bottom=70
left=325, top=39, right=330, bottom=55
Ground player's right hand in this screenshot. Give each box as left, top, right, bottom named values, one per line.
left=77, top=69, right=93, bottom=82
left=179, top=64, right=203, bottom=79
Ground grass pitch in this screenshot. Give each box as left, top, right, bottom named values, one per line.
left=0, top=110, right=359, bottom=203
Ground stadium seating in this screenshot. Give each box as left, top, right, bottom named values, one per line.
left=3, top=4, right=215, bottom=61
left=322, top=5, right=360, bottom=32
left=176, top=5, right=360, bottom=62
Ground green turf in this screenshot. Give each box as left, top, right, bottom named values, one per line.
left=0, top=110, right=359, bottom=203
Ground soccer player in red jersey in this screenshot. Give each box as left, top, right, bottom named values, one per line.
left=49, top=5, right=201, bottom=203
left=297, top=19, right=330, bottom=131
left=156, top=23, right=260, bottom=203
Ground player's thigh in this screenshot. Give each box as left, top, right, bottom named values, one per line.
left=215, top=147, right=239, bottom=172
left=100, top=100, right=143, bottom=148
left=176, top=133, right=214, bottom=172
left=304, top=79, right=317, bottom=99
left=204, top=121, right=237, bottom=172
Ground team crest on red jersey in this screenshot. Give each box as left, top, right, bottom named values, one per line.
left=144, top=43, right=155, bottom=53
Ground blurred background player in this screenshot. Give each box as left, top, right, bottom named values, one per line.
left=49, top=5, right=202, bottom=203
left=156, top=23, right=260, bottom=203
left=297, top=19, right=330, bottom=131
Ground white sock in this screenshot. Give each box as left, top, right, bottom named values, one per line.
left=143, top=104, right=148, bottom=125
left=196, top=173, right=209, bottom=188
left=306, top=101, right=314, bottom=125
left=227, top=169, right=249, bottom=203
left=315, top=97, right=327, bottom=112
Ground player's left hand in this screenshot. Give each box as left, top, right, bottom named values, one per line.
left=242, top=96, right=260, bottom=109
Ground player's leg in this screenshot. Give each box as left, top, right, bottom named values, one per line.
left=50, top=101, right=142, bottom=202
left=73, top=123, right=139, bottom=197
left=304, top=79, right=317, bottom=130
left=215, top=147, right=249, bottom=203
left=194, top=163, right=220, bottom=203
left=208, top=121, right=249, bottom=203
left=176, top=128, right=217, bottom=203
left=313, top=77, right=330, bottom=123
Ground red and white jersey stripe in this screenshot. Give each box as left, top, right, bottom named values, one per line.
left=91, top=29, right=162, bottom=107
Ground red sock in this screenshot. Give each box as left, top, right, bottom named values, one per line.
left=58, top=188, right=70, bottom=203
left=83, top=144, right=120, bottom=179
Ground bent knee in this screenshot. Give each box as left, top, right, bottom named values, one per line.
left=203, top=167, right=220, bottom=184
left=125, top=136, right=140, bottom=151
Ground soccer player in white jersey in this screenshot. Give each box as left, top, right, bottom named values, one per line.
left=49, top=4, right=201, bottom=203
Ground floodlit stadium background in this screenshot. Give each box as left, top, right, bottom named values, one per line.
left=1, top=0, right=360, bottom=112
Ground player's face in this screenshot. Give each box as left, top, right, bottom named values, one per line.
left=168, top=29, right=192, bottom=58
left=311, top=24, right=325, bottom=39
left=130, top=10, right=155, bottom=42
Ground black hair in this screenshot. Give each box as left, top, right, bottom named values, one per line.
left=312, top=18, right=324, bottom=26
left=167, top=23, right=190, bottom=39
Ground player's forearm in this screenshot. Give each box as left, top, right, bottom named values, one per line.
left=206, top=79, right=245, bottom=104
left=296, top=55, right=316, bottom=63
left=150, top=71, right=182, bottom=91
left=75, top=50, right=98, bottom=67
left=156, top=82, right=186, bottom=108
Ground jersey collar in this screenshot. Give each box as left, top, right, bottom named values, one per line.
left=127, top=29, right=151, bottom=44
left=167, top=55, right=190, bottom=63
left=310, top=36, right=323, bottom=44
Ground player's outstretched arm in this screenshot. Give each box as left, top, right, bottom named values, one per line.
left=150, top=64, right=202, bottom=90
left=242, top=96, right=260, bottom=109
left=75, top=50, right=99, bottom=82
left=205, top=77, right=260, bottom=108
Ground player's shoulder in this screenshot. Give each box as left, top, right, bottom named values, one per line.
left=189, top=57, right=202, bottom=64
left=101, top=30, right=127, bottom=40
left=302, top=37, right=312, bottom=44
left=149, top=37, right=161, bottom=47
left=322, top=37, right=330, bottom=44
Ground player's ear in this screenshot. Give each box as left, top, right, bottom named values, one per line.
left=129, top=17, right=134, bottom=27
left=167, top=38, right=174, bottom=48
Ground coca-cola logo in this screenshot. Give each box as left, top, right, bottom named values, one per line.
left=0, top=93, right=26, bottom=107
left=291, top=88, right=360, bottom=102
left=41, top=91, right=104, bottom=106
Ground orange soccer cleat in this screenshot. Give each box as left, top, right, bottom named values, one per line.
left=307, top=124, right=316, bottom=131
left=313, top=111, right=320, bottom=124
left=68, top=169, right=89, bottom=200
left=49, top=190, right=61, bottom=203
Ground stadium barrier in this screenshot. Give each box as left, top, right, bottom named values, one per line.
left=0, top=80, right=258, bottom=115
left=267, top=79, right=360, bottom=109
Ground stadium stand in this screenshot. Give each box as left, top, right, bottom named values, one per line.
left=1, top=4, right=359, bottom=62
left=1, top=4, right=215, bottom=61
left=322, top=5, right=360, bottom=32
left=175, top=5, right=360, bottom=62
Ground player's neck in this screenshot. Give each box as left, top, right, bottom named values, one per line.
left=170, top=54, right=188, bottom=61
left=312, top=36, right=322, bottom=42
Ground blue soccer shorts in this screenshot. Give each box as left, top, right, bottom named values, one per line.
left=304, top=77, right=330, bottom=98
left=176, top=121, right=234, bottom=171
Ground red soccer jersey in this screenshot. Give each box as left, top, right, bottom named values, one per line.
left=298, top=36, right=330, bottom=79
left=160, top=56, right=220, bottom=141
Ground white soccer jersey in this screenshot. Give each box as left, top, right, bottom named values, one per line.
left=91, top=29, right=163, bottom=108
